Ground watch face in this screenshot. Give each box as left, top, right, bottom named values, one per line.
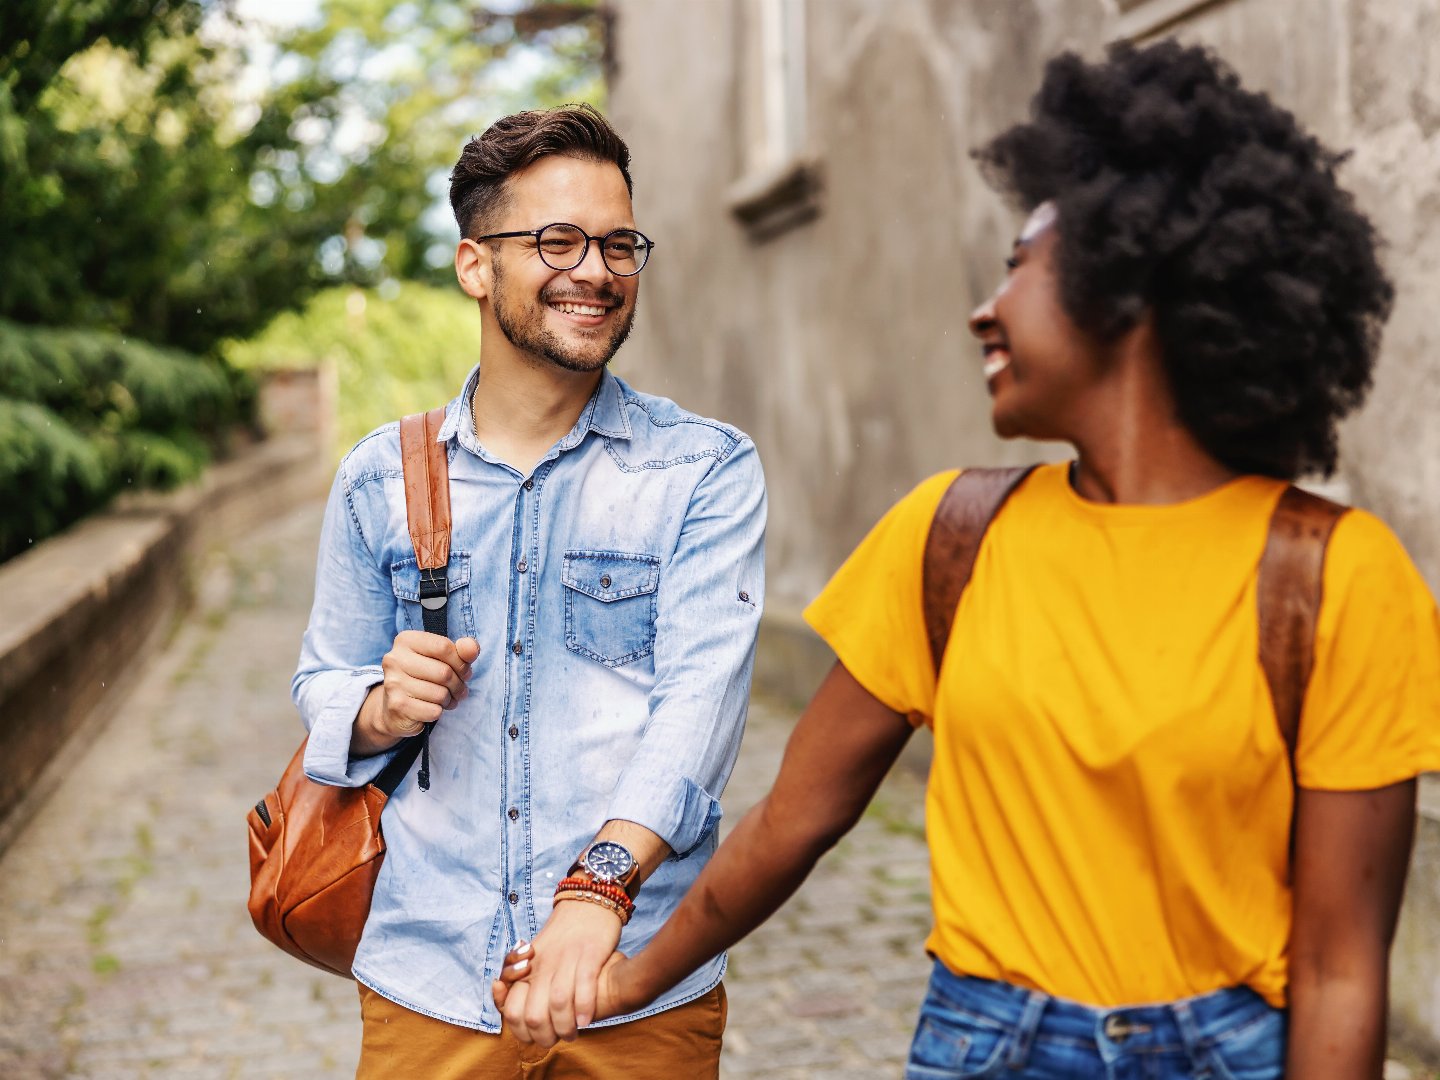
left=583, top=841, right=635, bottom=883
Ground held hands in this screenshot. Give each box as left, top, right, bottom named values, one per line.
left=353, top=632, right=479, bottom=755
left=491, top=900, right=632, bottom=1047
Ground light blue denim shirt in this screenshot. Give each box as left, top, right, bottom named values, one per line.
left=292, top=366, right=766, bottom=1031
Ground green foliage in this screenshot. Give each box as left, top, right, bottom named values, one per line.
left=0, top=1, right=608, bottom=356
left=224, top=282, right=477, bottom=456
left=262, top=0, right=608, bottom=286
left=1, top=15, right=350, bottom=355
left=0, top=1, right=605, bottom=554
left=0, top=318, right=251, bottom=561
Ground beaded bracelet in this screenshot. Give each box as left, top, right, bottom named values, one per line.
left=555, top=876, right=635, bottom=914
left=554, top=888, right=632, bottom=926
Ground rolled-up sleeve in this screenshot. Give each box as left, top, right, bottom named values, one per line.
left=603, top=437, right=767, bottom=855
left=292, top=464, right=400, bottom=787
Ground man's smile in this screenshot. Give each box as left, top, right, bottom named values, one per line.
left=545, top=294, right=622, bottom=328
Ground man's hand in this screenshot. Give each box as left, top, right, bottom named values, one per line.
left=351, top=632, right=479, bottom=756
left=492, top=899, right=625, bottom=1047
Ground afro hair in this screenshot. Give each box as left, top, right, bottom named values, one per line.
left=973, top=39, right=1393, bottom=479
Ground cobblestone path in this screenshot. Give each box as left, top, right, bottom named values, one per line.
left=0, top=499, right=933, bottom=1079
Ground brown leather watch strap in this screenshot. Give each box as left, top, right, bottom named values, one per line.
left=400, top=407, right=452, bottom=572
left=1256, top=485, right=1348, bottom=761
left=922, top=466, right=1037, bottom=679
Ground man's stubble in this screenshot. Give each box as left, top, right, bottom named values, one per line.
left=490, top=256, right=637, bottom=374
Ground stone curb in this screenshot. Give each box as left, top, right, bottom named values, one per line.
left=0, top=435, right=328, bottom=856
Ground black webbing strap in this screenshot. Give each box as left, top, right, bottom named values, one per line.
left=414, top=566, right=449, bottom=790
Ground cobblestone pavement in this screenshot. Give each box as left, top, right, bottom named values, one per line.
left=0, top=498, right=933, bottom=1079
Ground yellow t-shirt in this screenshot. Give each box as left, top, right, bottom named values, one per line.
left=804, top=462, right=1440, bottom=1008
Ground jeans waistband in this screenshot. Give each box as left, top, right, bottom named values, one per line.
left=925, top=962, right=1278, bottom=1060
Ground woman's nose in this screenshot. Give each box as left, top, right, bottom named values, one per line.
left=969, top=295, right=997, bottom=338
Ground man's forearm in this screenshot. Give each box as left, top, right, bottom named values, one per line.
left=1286, top=969, right=1388, bottom=1078
left=589, top=819, right=672, bottom=889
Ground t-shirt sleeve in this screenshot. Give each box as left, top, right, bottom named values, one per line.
left=1297, top=508, right=1440, bottom=789
left=802, top=470, right=958, bottom=720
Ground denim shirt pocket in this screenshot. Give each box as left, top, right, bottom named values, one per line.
left=562, top=549, right=661, bottom=667
left=390, top=552, right=477, bottom=639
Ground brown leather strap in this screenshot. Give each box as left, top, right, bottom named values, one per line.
left=400, top=407, right=452, bottom=572
left=1256, top=485, right=1348, bottom=761
left=922, top=466, right=1037, bottom=679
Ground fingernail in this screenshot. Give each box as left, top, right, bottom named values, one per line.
left=509, top=958, right=529, bottom=973
left=515, top=941, right=531, bottom=955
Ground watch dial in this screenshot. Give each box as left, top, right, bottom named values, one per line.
left=584, top=841, right=634, bottom=883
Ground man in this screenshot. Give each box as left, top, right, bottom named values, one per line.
left=292, top=104, right=765, bottom=1077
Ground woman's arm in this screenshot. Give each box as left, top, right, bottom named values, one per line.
left=495, top=661, right=915, bottom=1039
left=1286, top=779, right=1417, bottom=1078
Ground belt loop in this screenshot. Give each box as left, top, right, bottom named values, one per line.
left=1171, top=999, right=1212, bottom=1079
left=1006, top=990, right=1048, bottom=1069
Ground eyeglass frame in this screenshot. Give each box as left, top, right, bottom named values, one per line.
left=473, top=222, right=655, bottom=277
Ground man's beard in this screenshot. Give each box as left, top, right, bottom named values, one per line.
left=491, top=259, right=636, bottom=373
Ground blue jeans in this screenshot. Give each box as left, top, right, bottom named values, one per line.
left=906, top=962, right=1286, bottom=1079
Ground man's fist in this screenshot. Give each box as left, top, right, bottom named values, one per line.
left=351, top=633, right=479, bottom=755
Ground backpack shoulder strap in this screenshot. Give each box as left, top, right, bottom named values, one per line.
left=393, top=406, right=451, bottom=792
left=1256, top=484, right=1348, bottom=762
left=922, top=465, right=1037, bottom=680
left=400, top=407, right=452, bottom=582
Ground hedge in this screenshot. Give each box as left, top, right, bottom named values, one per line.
left=0, top=320, right=253, bottom=562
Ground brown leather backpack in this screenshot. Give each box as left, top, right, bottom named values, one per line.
left=246, top=406, right=451, bottom=977
left=919, top=466, right=1347, bottom=765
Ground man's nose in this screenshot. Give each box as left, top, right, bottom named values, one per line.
left=969, top=295, right=998, bottom=339
left=568, top=237, right=613, bottom=284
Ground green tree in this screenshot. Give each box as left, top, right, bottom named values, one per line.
left=261, top=0, right=607, bottom=287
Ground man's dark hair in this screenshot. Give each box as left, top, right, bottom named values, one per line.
left=449, top=103, right=633, bottom=240
left=973, top=40, right=1393, bottom=479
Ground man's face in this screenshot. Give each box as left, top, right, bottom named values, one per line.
left=474, top=155, right=640, bottom=374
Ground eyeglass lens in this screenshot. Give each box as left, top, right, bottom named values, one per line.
left=538, top=224, right=650, bottom=276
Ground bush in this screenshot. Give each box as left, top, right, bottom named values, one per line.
left=224, top=283, right=479, bottom=458
left=0, top=319, right=253, bottom=562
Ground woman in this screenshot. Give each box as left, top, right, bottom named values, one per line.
left=497, top=40, right=1439, bottom=1078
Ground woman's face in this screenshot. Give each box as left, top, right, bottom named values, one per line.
left=968, top=202, right=1109, bottom=441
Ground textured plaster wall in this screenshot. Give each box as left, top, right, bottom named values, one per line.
left=607, top=0, right=1440, bottom=608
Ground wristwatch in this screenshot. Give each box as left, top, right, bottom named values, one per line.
left=570, top=840, right=640, bottom=898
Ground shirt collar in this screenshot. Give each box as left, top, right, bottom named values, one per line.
left=439, top=365, right=633, bottom=454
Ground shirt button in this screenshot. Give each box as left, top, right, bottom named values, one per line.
left=509, top=725, right=519, bottom=739
left=512, top=641, right=522, bottom=655
left=739, top=590, right=750, bottom=603
left=599, top=574, right=612, bottom=588
left=517, top=558, right=527, bottom=573
left=508, top=892, right=519, bottom=905
left=523, top=478, right=534, bottom=491
left=508, top=807, right=519, bottom=821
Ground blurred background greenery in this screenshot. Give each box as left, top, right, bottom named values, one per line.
left=0, top=0, right=605, bottom=561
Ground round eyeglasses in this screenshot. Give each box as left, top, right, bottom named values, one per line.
left=475, top=222, right=654, bottom=277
